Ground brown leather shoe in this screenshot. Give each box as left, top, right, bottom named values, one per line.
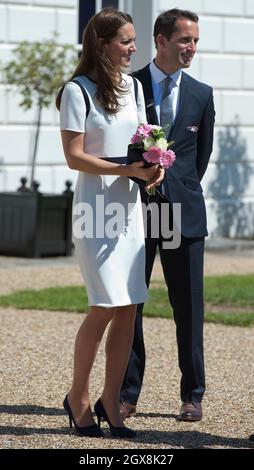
left=119, top=401, right=137, bottom=421
left=179, top=402, right=202, bottom=422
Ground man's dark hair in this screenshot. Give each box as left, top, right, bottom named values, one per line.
left=153, top=8, right=199, bottom=45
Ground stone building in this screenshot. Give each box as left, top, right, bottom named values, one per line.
left=0, top=0, right=254, bottom=237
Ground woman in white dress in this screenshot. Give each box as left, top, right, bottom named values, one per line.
left=56, top=8, right=163, bottom=438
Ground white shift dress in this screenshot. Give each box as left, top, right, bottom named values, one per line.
left=60, top=74, right=148, bottom=307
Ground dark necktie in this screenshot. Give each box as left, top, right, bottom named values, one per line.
left=160, top=76, right=174, bottom=137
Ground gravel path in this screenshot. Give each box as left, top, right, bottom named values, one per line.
left=0, top=251, right=253, bottom=449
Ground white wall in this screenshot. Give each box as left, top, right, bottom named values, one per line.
left=1, top=0, right=254, bottom=238
left=0, top=0, right=78, bottom=194
left=131, top=0, right=254, bottom=238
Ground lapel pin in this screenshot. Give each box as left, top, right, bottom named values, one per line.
left=187, top=125, right=198, bottom=132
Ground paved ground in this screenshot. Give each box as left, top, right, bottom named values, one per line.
left=0, top=246, right=253, bottom=450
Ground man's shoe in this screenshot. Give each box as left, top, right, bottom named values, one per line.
left=179, top=402, right=202, bottom=422
left=119, top=401, right=137, bottom=421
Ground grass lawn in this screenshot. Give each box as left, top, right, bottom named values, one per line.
left=0, top=274, right=253, bottom=327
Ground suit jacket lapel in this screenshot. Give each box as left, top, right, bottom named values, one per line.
left=133, top=67, right=191, bottom=131
left=133, top=65, right=159, bottom=125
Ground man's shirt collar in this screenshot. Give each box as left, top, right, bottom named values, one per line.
left=150, top=60, right=182, bottom=87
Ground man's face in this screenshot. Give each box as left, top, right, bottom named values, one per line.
left=158, top=18, right=199, bottom=70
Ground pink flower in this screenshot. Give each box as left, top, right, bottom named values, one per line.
left=131, top=133, right=142, bottom=144
left=138, top=124, right=154, bottom=137
left=143, top=148, right=176, bottom=169
left=159, top=149, right=176, bottom=169
left=143, top=146, right=163, bottom=164
left=131, top=124, right=154, bottom=144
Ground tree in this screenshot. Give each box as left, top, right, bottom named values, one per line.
left=3, top=33, right=77, bottom=189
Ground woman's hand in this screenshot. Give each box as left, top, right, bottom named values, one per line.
left=145, top=165, right=165, bottom=191
left=127, top=161, right=162, bottom=181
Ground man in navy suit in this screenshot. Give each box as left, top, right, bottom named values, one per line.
left=120, top=8, right=215, bottom=422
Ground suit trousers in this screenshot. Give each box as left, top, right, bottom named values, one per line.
left=120, top=194, right=206, bottom=405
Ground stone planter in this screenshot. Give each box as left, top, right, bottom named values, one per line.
left=0, top=179, right=73, bottom=257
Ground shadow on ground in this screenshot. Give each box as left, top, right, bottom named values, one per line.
left=0, top=404, right=253, bottom=448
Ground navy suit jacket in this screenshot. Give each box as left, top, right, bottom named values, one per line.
left=132, top=65, right=215, bottom=238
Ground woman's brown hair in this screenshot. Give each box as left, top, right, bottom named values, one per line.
left=56, top=8, right=133, bottom=114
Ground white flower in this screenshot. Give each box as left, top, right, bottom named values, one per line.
left=155, top=138, right=168, bottom=151
left=143, top=137, right=156, bottom=150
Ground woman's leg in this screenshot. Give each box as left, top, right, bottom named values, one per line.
left=101, top=305, right=137, bottom=426
left=67, top=306, right=116, bottom=426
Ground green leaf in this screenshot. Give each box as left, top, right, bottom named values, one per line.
left=1, top=32, right=78, bottom=110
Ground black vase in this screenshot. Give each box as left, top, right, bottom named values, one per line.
left=126, top=144, right=152, bottom=187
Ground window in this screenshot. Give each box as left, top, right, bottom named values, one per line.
left=78, top=0, right=121, bottom=44
left=78, top=0, right=96, bottom=43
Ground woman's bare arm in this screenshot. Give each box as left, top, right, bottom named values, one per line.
left=61, top=130, right=162, bottom=183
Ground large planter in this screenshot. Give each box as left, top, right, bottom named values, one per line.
left=0, top=181, right=73, bottom=257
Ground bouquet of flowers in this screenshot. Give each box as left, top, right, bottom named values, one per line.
left=127, top=124, right=176, bottom=194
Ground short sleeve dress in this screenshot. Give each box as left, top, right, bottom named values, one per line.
left=60, top=74, right=148, bottom=307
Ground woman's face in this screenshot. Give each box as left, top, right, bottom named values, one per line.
left=104, top=22, right=137, bottom=69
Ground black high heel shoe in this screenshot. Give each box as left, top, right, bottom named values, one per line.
left=94, top=398, right=136, bottom=438
left=63, top=395, right=104, bottom=437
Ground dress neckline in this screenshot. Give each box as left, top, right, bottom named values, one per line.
left=84, top=75, right=97, bottom=84
left=82, top=73, right=127, bottom=86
